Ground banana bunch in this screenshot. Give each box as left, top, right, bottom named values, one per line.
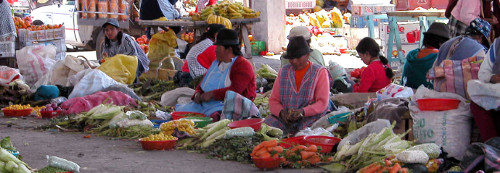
left=227, top=4, right=243, bottom=19
left=207, top=14, right=232, bottom=29
left=200, top=7, right=215, bottom=21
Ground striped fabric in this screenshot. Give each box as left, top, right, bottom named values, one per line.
left=187, top=38, right=213, bottom=78
left=264, top=63, right=327, bottom=134
left=432, top=56, right=483, bottom=99
left=0, top=1, right=16, bottom=38
left=462, top=137, right=500, bottom=172
left=448, top=15, right=468, bottom=38
left=221, top=90, right=260, bottom=120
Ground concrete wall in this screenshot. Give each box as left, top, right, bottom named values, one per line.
left=251, top=0, right=286, bottom=53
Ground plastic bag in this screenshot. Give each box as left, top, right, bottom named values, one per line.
left=0, top=66, right=22, bottom=87
left=147, top=30, right=178, bottom=68
left=225, top=127, right=255, bottom=138
left=61, top=91, right=137, bottom=115
left=160, top=87, right=195, bottom=106
left=337, top=119, right=391, bottom=150
left=125, top=111, right=147, bottom=120
left=310, top=106, right=351, bottom=129
left=47, top=155, right=80, bottom=172
left=68, top=69, right=121, bottom=99
left=100, top=84, right=141, bottom=101
left=50, top=55, right=90, bottom=86
left=116, top=119, right=153, bottom=128
left=16, top=45, right=57, bottom=86
left=155, top=110, right=171, bottom=120
left=97, top=54, right=138, bottom=85
left=396, top=150, right=429, bottom=164
left=376, top=83, right=414, bottom=101
left=295, top=127, right=335, bottom=137
left=410, top=86, right=472, bottom=160
left=467, top=80, right=500, bottom=111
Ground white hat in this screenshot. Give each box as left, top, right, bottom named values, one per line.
left=287, top=26, right=311, bottom=40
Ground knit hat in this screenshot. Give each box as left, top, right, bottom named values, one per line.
left=102, top=18, right=120, bottom=28
left=287, top=26, right=311, bottom=40
left=284, top=36, right=312, bottom=59
left=466, top=18, right=491, bottom=39
left=214, top=29, right=239, bottom=46
left=424, top=22, right=450, bottom=39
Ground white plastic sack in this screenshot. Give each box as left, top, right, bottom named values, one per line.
left=337, top=119, right=391, bottom=150
left=47, top=155, right=80, bottom=172
left=16, top=45, right=57, bottom=86
left=0, top=66, right=22, bottom=86
left=50, top=55, right=90, bottom=86
left=68, top=69, right=121, bottom=99
left=160, top=87, right=195, bottom=106
left=410, top=86, right=472, bottom=160
left=295, top=127, right=335, bottom=137
left=376, top=83, right=414, bottom=101
left=116, top=119, right=153, bottom=128
left=467, top=80, right=500, bottom=111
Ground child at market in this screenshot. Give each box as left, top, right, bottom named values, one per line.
left=353, top=37, right=393, bottom=93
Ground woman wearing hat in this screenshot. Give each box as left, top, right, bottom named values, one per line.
left=100, top=19, right=150, bottom=81
left=183, top=24, right=225, bottom=78
left=281, top=26, right=326, bottom=67
left=264, top=36, right=330, bottom=135
left=353, top=37, right=393, bottom=93
left=175, top=29, right=256, bottom=117
left=401, top=22, right=450, bottom=89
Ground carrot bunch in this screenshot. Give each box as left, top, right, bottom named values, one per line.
left=282, top=144, right=332, bottom=168
left=250, top=140, right=283, bottom=159
left=358, top=159, right=408, bottom=173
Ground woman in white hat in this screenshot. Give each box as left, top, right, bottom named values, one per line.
left=281, top=26, right=326, bottom=67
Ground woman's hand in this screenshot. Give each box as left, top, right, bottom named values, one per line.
left=279, top=109, right=303, bottom=125
left=193, top=93, right=202, bottom=104
left=200, top=91, right=214, bottom=102
left=491, top=74, right=500, bottom=84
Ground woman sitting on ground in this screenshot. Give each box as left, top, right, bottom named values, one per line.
left=100, top=19, right=150, bottom=81
left=401, top=22, right=450, bottom=89
left=265, top=36, right=330, bottom=135
left=175, top=29, right=256, bottom=118
left=353, top=37, right=393, bottom=92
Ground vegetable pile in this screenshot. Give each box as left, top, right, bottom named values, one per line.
left=130, top=80, right=177, bottom=101
left=358, top=159, right=407, bottom=173
left=205, top=134, right=265, bottom=163
left=0, top=137, right=31, bottom=173
left=159, top=119, right=196, bottom=136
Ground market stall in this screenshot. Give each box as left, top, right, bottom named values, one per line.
left=138, top=18, right=260, bottom=60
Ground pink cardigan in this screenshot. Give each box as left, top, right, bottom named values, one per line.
left=269, top=68, right=330, bottom=117
left=451, top=0, right=480, bottom=25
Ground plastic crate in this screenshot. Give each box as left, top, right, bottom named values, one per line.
left=250, top=41, right=266, bottom=56
left=53, top=27, right=65, bottom=40
left=0, top=35, right=15, bottom=42
left=0, top=42, right=15, bottom=57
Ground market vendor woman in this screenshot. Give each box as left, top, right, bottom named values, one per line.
left=176, top=29, right=256, bottom=117
left=264, top=36, right=330, bottom=135
left=100, top=19, right=150, bottom=81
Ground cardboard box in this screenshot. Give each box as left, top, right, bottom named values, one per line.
left=351, top=4, right=395, bottom=16
left=379, top=22, right=421, bottom=44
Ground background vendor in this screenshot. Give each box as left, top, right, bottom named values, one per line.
left=281, top=26, right=326, bottom=67
left=265, top=36, right=330, bottom=135
left=176, top=29, right=256, bottom=118
left=100, top=19, right=150, bottom=82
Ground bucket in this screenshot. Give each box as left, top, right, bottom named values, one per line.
left=251, top=41, right=266, bottom=56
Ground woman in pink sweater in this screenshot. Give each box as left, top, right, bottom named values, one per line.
left=353, top=37, right=393, bottom=93
left=264, top=36, right=330, bottom=135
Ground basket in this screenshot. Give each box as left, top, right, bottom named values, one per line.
left=0, top=41, right=15, bottom=57
left=41, top=110, right=63, bottom=119
left=139, top=139, right=177, bottom=150
left=417, top=98, right=461, bottom=111
left=252, top=157, right=280, bottom=170
left=171, top=112, right=205, bottom=120
left=227, top=118, right=264, bottom=131
left=303, top=136, right=341, bottom=153
left=279, top=136, right=305, bottom=148
left=2, top=108, right=33, bottom=117
left=250, top=41, right=266, bottom=56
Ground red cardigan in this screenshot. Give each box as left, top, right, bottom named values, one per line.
left=194, top=56, right=256, bottom=101
left=353, top=61, right=391, bottom=93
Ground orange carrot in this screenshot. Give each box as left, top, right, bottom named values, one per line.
left=255, top=148, right=268, bottom=156
left=264, top=140, right=278, bottom=148
left=291, top=145, right=307, bottom=152
left=300, top=151, right=316, bottom=160
left=389, top=163, right=401, bottom=173
left=305, top=145, right=318, bottom=152
left=364, top=164, right=382, bottom=173
left=258, top=152, right=271, bottom=159
left=358, top=163, right=378, bottom=173
left=307, top=155, right=321, bottom=164
left=400, top=168, right=409, bottom=173
left=385, top=159, right=392, bottom=167
left=271, top=146, right=283, bottom=153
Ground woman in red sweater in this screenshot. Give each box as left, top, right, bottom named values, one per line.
left=353, top=37, right=393, bottom=92
left=176, top=29, right=256, bottom=117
